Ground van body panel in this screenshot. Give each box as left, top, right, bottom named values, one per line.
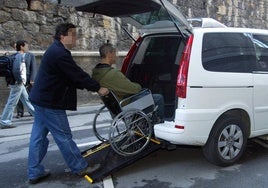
left=155, top=28, right=268, bottom=146
left=154, top=87, right=253, bottom=145
left=154, top=121, right=208, bottom=145
left=253, top=73, right=268, bottom=131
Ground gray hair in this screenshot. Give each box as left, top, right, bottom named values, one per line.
left=99, top=43, right=116, bottom=58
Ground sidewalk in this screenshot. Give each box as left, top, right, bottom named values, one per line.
left=0, top=103, right=103, bottom=142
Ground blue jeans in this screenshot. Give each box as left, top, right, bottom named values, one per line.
left=28, top=105, right=88, bottom=179
left=1, top=83, right=34, bottom=125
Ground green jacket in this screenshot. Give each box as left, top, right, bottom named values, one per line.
left=92, top=63, right=142, bottom=101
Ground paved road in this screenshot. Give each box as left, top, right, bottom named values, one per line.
left=0, top=104, right=104, bottom=188
left=1, top=103, right=268, bottom=188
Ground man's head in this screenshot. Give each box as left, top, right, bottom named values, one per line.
left=54, top=23, right=76, bottom=49
left=99, top=43, right=117, bottom=65
left=16, top=40, right=29, bottom=52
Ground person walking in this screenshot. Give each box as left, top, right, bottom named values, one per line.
left=27, top=23, right=109, bottom=184
left=0, top=40, right=35, bottom=129
left=16, top=42, right=37, bottom=118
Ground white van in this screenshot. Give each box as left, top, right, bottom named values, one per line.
left=76, top=0, right=268, bottom=166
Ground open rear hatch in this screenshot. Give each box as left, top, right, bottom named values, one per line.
left=75, top=0, right=161, bottom=17
left=74, top=0, right=192, bottom=36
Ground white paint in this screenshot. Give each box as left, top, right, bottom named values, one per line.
left=103, top=175, right=114, bottom=188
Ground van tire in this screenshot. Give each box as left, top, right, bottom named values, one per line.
left=202, top=116, right=247, bottom=166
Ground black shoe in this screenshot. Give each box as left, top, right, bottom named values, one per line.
left=0, top=124, right=16, bottom=129
left=77, top=164, right=101, bottom=176
left=28, top=171, right=51, bottom=184
left=16, top=112, right=24, bottom=119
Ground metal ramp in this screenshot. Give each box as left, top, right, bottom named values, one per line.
left=81, top=138, right=162, bottom=183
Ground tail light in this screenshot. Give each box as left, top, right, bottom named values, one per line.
left=176, top=35, right=194, bottom=98
left=121, top=37, right=142, bottom=75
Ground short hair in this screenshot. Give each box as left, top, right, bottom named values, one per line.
left=15, top=40, right=27, bottom=51
left=54, top=23, right=76, bottom=40
left=99, top=43, right=116, bottom=58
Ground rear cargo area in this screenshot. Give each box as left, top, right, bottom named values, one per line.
left=127, top=34, right=185, bottom=120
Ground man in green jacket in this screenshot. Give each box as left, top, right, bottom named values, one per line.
left=92, top=42, right=164, bottom=122
left=92, top=43, right=141, bottom=101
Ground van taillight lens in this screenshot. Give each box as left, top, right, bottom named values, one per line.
left=176, top=35, right=193, bottom=98
left=121, top=37, right=142, bottom=75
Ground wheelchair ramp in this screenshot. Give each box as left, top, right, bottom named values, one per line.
left=81, top=138, right=162, bottom=183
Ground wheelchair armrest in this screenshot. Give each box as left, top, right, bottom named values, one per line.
left=101, top=91, right=122, bottom=115
left=119, top=89, right=149, bottom=107
left=120, top=89, right=155, bottom=111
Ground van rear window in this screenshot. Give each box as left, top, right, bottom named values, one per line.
left=202, top=32, right=257, bottom=73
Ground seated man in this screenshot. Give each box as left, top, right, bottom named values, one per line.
left=92, top=42, right=164, bottom=123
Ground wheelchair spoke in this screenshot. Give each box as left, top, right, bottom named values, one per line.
left=134, top=120, right=149, bottom=136
left=109, top=109, right=153, bottom=156
left=120, top=136, right=145, bottom=150
left=93, top=106, right=113, bottom=142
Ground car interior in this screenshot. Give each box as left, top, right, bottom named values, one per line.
left=127, top=35, right=182, bottom=119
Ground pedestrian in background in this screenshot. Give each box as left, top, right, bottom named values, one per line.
left=16, top=42, right=37, bottom=118
left=27, top=23, right=109, bottom=184
left=0, top=40, right=35, bottom=129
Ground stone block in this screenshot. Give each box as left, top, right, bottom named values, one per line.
left=30, top=0, right=43, bottom=11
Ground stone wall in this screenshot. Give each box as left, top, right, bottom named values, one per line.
left=0, top=0, right=135, bottom=51
left=1, top=0, right=268, bottom=51
left=174, top=0, right=268, bottom=28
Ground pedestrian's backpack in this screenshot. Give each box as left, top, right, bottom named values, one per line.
left=0, top=54, right=16, bottom=85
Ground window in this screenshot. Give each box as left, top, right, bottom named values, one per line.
left=142, top=36, right=180, bottom=66
left=202, top=32, right=257, bottom=73
left=252, top=34, right=268, bottom=71
left=130, top=9, right=170, bottom=25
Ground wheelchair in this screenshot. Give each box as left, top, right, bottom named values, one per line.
left=93, top=89, right=157, bottom=156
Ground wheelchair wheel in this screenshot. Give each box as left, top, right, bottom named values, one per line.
left=93, top=105, right=113, bottom=142
left=109, top=109, right=153, bottom=156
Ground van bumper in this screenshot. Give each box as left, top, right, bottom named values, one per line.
left=154, top=109, right=215, bottom=145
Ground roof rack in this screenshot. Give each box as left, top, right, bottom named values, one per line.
left=187, top=18, right=227, bottom=28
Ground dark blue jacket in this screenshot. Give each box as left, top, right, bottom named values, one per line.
left=25, top=52, right=37, bottom=84
left=12, top=52, right=23, bottom=84
left=30, top=40, right=100, bottom=110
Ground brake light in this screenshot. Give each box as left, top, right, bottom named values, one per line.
left=121, top=37, right=142, bottom=75
left=176, top=35, right=193, bottom=98
left=175, top=125, right=185, bottom=129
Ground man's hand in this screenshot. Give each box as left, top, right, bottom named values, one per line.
left=98, top=87, right=109, bottom=96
